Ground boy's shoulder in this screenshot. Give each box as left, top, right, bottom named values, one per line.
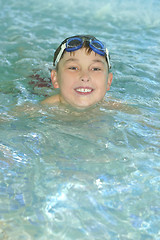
left=41, top=94, right=60, bottom=105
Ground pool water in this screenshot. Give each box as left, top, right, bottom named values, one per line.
left=0, top=0, right=160, bottom=239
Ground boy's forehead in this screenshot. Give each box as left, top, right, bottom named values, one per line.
left=61, top=48, right=107, bottom=64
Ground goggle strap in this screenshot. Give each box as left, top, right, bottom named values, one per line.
left=105, top=48, right=111, bottom=69
left=54, top=43, right=66, bottom=66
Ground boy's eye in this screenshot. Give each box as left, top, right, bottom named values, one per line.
left=92, top=67, right=101, bottom=71
left=69, top=66, right=78, bottom=70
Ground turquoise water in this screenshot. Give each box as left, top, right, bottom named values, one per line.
left=0, top=0, right=160, bottom=239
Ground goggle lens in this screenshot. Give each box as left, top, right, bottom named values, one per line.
left=90, top=40, right=105, bottom=56
left=91, top=40, right=105, bottom=51
left=66, top=38, right=83, bottom=52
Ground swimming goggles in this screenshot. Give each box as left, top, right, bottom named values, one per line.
left=54, top=36, right=111, bottom=69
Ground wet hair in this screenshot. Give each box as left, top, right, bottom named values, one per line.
left=53, top=35, right=104, bottom=70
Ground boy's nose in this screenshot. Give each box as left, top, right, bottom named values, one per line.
left=80, top=72, right=90, bottom=82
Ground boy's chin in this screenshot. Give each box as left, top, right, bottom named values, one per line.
left=65, top=102, right=101, bottom=112
left=60, top=96, right=102, bottom=111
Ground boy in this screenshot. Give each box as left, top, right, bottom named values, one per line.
left=41, top=35, right=113, bottom=109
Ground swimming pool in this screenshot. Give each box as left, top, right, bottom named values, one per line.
left=0, top=0, right=160, bottom=239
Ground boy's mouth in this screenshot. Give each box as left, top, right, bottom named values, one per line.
left=74, top=87, right=94, bottom=95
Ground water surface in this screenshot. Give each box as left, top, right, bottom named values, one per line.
left=0, top=0, right=160, bottom=239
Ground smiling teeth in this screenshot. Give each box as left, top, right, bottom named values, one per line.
left=76, top=88, right=92, bottom=93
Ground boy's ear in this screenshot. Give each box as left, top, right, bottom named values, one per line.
left=107, top=73, right=113, bottom=91
left=51, top=70, right=59, bottom=89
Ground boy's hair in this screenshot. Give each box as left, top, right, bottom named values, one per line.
left=53, top=35, right=110, bottom=70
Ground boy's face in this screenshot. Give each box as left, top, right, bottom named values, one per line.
left=52, top=48, right=113, bottom=109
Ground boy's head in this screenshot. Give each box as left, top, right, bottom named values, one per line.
left=53, top=35, right=111, bottom=70
left=51, top=35, right=113, bottom=109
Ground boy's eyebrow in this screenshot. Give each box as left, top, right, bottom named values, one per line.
left=64, top=58, right=79, bottom=63
left=92, top=59, right=105, bottom=64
